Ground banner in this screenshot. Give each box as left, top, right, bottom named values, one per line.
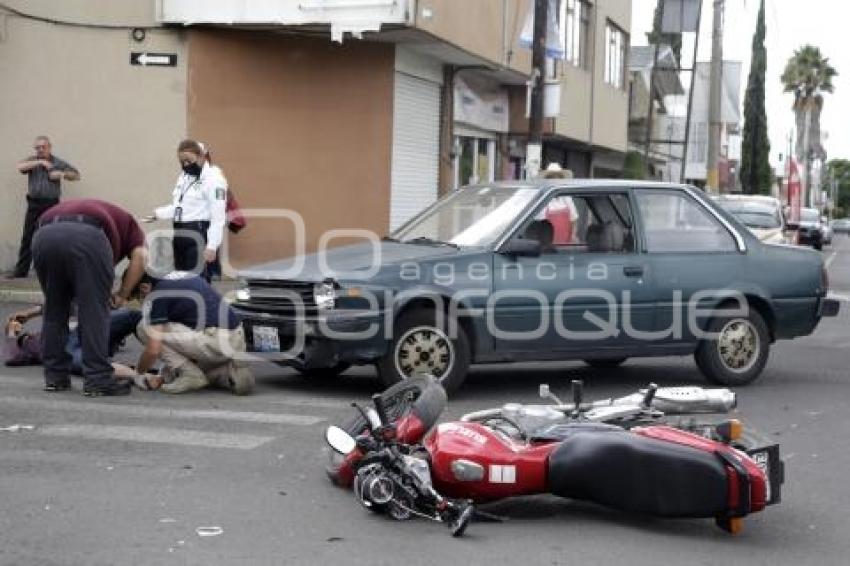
left=662, top=0, right=701, bottom=33
left=519, top=0, right=566, bottom=59
left=788, top=159, right=802, bottom=225
left=454, top=76, right=509, bottom=133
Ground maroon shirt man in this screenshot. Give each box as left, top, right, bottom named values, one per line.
left=33, top=199, right=146, bottom=396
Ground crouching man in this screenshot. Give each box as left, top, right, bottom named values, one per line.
left=135, top=272, right=254, bottom=394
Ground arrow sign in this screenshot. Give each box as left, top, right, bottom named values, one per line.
left=130, top=52, right=177, bottom=67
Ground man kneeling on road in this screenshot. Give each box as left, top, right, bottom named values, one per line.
left=135, top=272, right=254, bottom=394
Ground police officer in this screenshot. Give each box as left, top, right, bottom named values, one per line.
left=149, top=139, right=227, bottom=282
left=32, top=199, right=147, bottom=396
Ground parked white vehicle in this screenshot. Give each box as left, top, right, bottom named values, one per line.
left=713, top=195, right=789, bottom=245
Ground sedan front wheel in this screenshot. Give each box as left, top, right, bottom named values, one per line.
left=376, top=309, right=471, bottom=394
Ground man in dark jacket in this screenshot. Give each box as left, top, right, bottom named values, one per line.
left=135, top=272, right=254, bottom=395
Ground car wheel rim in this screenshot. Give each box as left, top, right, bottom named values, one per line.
left=395, top=325, right=454, bottom=380
left=717, top=319, right=760, bottom=374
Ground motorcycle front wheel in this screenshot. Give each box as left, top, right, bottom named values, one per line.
left=337, top=376, right=447, bottom=441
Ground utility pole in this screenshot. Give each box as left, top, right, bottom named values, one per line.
left=643, top=0, right=664, bottom=178
left=527, top=0, right=548, bottom=179
left=706, top=0, right=724, bottom=193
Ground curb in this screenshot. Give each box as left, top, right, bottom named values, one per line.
left=0, top=289, right=44, bottom=304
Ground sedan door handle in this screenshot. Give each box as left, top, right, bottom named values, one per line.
left=623, top=265, right=644, bottom=278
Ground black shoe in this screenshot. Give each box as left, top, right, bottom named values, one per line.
left=44, top=381, right=71, bottom=392
left=83, top=380, right=132, bottom=397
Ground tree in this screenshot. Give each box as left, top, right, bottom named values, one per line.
left=826, top=159, right=850, bottom=217
left=740, top=0, right=771, bottom=195
left=622, top=151, right=647, bottom=180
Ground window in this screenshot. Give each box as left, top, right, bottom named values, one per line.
left=519, top=193, right=635, bottom=254
left=604, top=21, right=627, bottom=89
left=636, top=192, right=737, bottom=253
left=548, top=0, right=590, bottom=78
left=561, top=0, right=590, bottom=68
left=455, top=136, right=495, bottom=188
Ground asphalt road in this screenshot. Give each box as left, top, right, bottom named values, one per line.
left=1, top=236, right=849, bottom=566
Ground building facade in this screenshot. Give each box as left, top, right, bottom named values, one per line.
left=1, top=0, right=631, bottom=270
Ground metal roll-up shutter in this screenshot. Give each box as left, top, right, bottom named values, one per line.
left=390, top=72, right=441, bottom=230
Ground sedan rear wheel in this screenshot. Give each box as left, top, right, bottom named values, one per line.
left=695, top=309, right=770, bottom=386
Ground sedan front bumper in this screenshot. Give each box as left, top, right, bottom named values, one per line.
left=819, top=297, right=840, bottom=317
left=236, top=309, right=388, bottom=371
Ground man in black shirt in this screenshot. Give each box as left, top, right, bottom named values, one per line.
left=136, top=272, right=254, bottom=394
left=11, top=136, right=80, bottom=278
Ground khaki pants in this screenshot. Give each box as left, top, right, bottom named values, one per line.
left=137, top=322, right=248, bottom=389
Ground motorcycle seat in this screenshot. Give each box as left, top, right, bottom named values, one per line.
left=548, top=430, right=728, bottom=518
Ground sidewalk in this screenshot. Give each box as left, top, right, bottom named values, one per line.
left=0, top=275, right=239, bottom=305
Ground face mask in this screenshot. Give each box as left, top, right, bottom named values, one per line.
left=182, top=162, right=202, bottom=177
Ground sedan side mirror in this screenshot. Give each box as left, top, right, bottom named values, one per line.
left=502, top=238, right=541, bottom=257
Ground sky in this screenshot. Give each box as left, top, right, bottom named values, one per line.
left=631, top=0, right=850, bottom=167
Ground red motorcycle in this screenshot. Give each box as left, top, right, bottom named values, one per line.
left=325, top=377, right=783, bottom=537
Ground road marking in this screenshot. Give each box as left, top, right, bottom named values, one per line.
left=36, top=424, right=274, bottom=450
left=0, top=396, right=325, bottom=426
left=0, top=375, right=357, bottom=410
left=825, top=252, right=837, bottom=269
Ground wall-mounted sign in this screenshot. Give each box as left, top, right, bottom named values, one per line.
left=130, top=52, right=177, bottom=67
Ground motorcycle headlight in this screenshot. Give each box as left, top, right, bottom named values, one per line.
left=235, top=280, right=251, bottom=302
left=314, top=281, right=336, bottom=310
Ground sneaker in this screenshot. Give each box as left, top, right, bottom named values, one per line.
left=160, top=372, right=208, bottom=394
left=226, top=362, right=255, bottom=396
left=83, top=380, right=132, bottom=397
left=44, top=380, right=72, bottom=392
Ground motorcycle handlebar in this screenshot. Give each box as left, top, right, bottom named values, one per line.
left=372, top=394, right=390, bottom=427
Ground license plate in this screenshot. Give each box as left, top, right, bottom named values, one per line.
left=252, top=325, right=280, bottom=352
left=750, top=450, right=771, bottom=502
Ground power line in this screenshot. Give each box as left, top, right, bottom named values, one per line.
left=0, top=2, right=160, bottom=30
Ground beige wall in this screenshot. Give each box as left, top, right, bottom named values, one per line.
left=591, top=0, right=630, bottom=152
left=1, top=0, right=158, bottom=26
left=553, top=0, right=630, bottom=153
left=0, top=4, right=187, bottom=271
left=415, top=0, right=532, bottom=73
left=187, top=30, right=395, bottom=267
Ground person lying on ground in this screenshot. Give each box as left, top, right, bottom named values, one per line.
left=5, top=305, right=141, bottom=374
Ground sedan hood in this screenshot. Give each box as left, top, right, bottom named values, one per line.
left=749, top=227, right=786, bottom=244
left=239, top=242, right=475, bottom=282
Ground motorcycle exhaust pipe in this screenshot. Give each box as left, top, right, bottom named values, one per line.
left=614, top=387, right=737, bottom=414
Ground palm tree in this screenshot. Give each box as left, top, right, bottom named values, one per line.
left=781, top=45, right=837, bottom=205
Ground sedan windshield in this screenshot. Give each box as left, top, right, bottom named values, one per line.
left=716, top=200, right=781, bottom=229
left=392, top=186, right=540, bottom=247
left=727, top=209, right=781, bottom=229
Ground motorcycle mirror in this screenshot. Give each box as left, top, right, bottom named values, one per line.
left=325, top=425, right=357, bottom=455
left=642, top=383, right=659, bottom=409
left=539, top=383, right=564, bottom=406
